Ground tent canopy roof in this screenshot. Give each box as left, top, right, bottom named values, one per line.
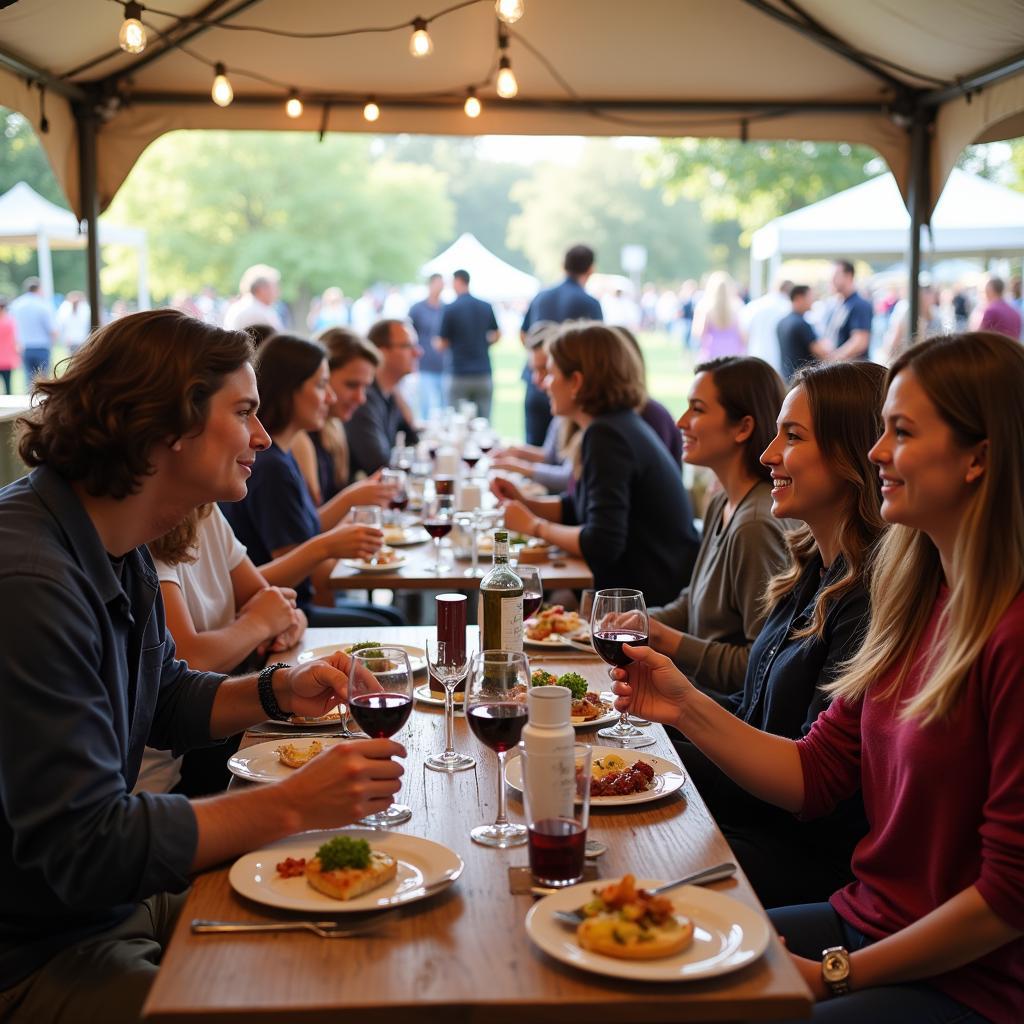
left=751, top=168, right=1024, bottom=260
left=421, top=233, right=538, bottom=302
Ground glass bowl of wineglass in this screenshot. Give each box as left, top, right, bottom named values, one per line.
left=465, top=650, right=530, bottom=847
left=424, top=639, right=475, bottom=773
left=380, top=468, right=408, bottom=527
left=347, top=646, right=415, bottom=825
left=423, top=493, right=454, bottom=575
left=517, top=564, right=543, bottom=622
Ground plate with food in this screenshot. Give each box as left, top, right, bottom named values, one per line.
left=297, top=642, right=427, bottom=676
left=529, top=670, right=618, bottom=728
left=505, top=745, right=685, bottom=806
left=227, top=737, right=348, bottom=784
left=340, top=547, right=407, bottom=572
left=525, top=874, right=769, bottom=981
left=267, top=706, right=347, bottom=729
left=413, top=683, right=465, bottom=714
left=230, top=829, right=464, bottom=913
left=525, top=605, right=586, bottom=646
left=381, top=525, right=429, bottom=547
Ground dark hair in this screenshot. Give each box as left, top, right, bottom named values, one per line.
left=23, top=276, right=41, bottom=292
left=245, top=323, right=277, bottom=350
left=564, top=245, right=595, bottom=277
left=253, top=333, right=325, bottom=434
left=547, top=322, right=644, bottom=415
left=694, top=356, right=786, bottom=482
left=318, top=326, right=379, bottom=370
left=17, top=309, right=253, bottom=499
left=833, top=259, right=855, bottom=278
left=986, top=276, right=1005, bottom=296
left=789, top=284, right=811, bottom=301
left=453, top=269, right=470, bottom=285
left=367, top=319, right=404, bottom=349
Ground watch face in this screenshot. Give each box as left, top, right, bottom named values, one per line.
left=823, top=951, right=850, bottom=982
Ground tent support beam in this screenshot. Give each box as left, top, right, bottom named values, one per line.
left=76, top=106, right=101, bottom=329
left=0, top=45, right=87, bottom=103
left=922, top=49, right=1024, bottom=107
left=906, top=106, right=932, bottom=338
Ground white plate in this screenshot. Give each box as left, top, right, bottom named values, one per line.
left=525, top=881, right=770, bottom=982
left=340, top=554, right=407, bottom=572
left=568, top=693, right=619, bottom=729
left=297, top=643, right=427, bottom=676
left=414, top=683, right=466, bottom=714
left=560, top=632, right=594, bottom=653
left=505, top=746, right=686, bottom=806
left=381, top=527, right=429, bottom=547
left=229, top=829, right=464, bottom=913
left=271, top=706, right=346, bottom=729
left=227, top=738, right=349, bottom=784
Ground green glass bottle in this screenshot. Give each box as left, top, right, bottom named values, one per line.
left=478, top=530, right=524, bottom=652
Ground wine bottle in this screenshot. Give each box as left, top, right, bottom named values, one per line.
left=478, top=530, right=524, bottom=651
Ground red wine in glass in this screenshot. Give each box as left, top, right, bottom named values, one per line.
left=593, top=630, right=648, bottom=668
left=348, top=692, right=413, bottom=738
left=522, top=592, right=543, bottom=619
left=389, top=493, right=409, bottom=512
left=467, top=702, right=528, bottom=753
left=424, top=520, right=453, bottom=540
left=528, top=818, right=586, bottom=883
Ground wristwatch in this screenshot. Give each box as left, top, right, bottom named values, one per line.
left=821, top=946, right=851, bottom=997
left=258, top=662, right=291, bottom=721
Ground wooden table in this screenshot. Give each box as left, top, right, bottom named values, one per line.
left=144, top=628, right=811, bottom=1022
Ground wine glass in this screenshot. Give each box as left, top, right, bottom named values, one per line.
left=347, top=647, right=415, bottom=826
left=591, top=589, right=656, bottom=749
left=424, top=639, right=475, bottom=773
left=380, top=468, right=408, bottom=527
left=349, top=504, right=383, bottom=566
left=465, top=650, right=530, bottom=847
left=518, top=565, right=543, bottom=622
left=454, top=511, right=483, bottom=578
left=423, top=493, right=454, bottom=575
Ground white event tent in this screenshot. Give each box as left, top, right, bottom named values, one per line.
left=750, top=169, right=1024, bottom=293
left=420, top=233, right=538, bottom=304
left=0, top=182, right=150, bottom=309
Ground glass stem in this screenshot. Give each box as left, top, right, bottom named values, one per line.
left=435, top=536, right=442, bottom=572
left=494, top=750, right=509, bottom=826
left=443, top=683, right=456, bottom=754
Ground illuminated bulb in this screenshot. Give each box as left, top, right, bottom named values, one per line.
left=211, top=63, right=233, bottom=107
left=118, top=1, right=147, bottom=54
left=363, top=98, right=380, bottom=122
left=496, top=57, right=518, bottom=99
left=495, top=0, right=525, bottom=24
left=464, top=89, right=481, bottom=118
left=409, top=18, right=433, bottom=58
left=285, top=92, right=303, bottom=118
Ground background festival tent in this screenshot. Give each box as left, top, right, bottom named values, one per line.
left=421, top=233, right=539, bottom=303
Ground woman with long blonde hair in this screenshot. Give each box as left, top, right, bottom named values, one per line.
left=612, top=331, right=1024, bottom=1022
left=693, top=272, right=746, bottom=362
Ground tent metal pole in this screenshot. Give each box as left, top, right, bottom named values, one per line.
left=906, top=107, right=931, bottom=341
left=76, top=108, right=101, bottom=329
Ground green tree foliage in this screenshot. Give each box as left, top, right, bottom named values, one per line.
left=507, top=141, right=709, bottom=283
left=102, top=131, right=454, bottom=302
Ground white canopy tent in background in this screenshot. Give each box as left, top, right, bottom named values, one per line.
left=0, top=182, right=150, bottom=309
left=750, top=169, right=1024, bottom=294
left=420, top=233, right=538, bottom=304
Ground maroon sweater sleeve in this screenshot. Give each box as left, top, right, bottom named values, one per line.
left=796, top=694, right=863, bottom=820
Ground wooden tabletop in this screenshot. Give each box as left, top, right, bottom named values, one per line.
left=144, top=628, right=811, bottom=1022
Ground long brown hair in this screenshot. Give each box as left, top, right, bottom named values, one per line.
left=149, top=504, right=214, bottom=566
left=547, top=322, right=645, bottom=416
left=830, top=332, right=1024, bottom=722
left=762, top=361, right=887, bottom=641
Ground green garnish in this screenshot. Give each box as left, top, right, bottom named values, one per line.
left=315, top=836, right=371, bottom=871
left=347, top=642, right=382, bottom=655
left=557, top=671, right=588, bottom=700
left=346, top=642, right=389, bottom=671
left=531, top=669, right=558, bottom=688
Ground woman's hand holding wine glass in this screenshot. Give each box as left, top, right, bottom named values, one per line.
left=608, top=644, right=698, bottom=729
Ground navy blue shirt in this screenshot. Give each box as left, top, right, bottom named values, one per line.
left=220, top=443, right=321, bottom=608
left=408, top=298, right=447, bottom=375
left=0, top=468, right=223, bottom=987
left=827, top=291, right=873, bottom=354
left=344, top=381, right=419, bottom=479
left=439, top=293, right=498, bottom=377
left=522, top=276, right=602, bottom=329
left=777, top=310, right=818, bottom=381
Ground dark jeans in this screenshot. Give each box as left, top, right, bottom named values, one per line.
left=22, top=347, right=49, bottom=380
left=524, top=377, right=552, bottom=447
left=0, top=370, right=10, bottom=394
left=768, top=903, right=989, bottom=1023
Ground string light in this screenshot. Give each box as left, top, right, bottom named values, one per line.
left=409, top=17, right=433, bottom=58
left=118, top=1, right=147, bottom=54
left=464, top=87, right=481, bottom=118
left=495, top=0, right=524, bottom=25
left=363, top=97, right=380, bottom=122
left=285, top=90, right=303, bottom=118
left=211, top=63, right=234, bottom=106
left=496, top=31, right=518, bottom=98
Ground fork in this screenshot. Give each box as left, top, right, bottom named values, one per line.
left=191, top=912, right=396, bottom=939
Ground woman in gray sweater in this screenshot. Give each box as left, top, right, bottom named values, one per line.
left=650, top=356, right=789, bottom=694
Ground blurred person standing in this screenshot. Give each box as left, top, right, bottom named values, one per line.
left=55, top=291, right=91, bottom=354
left=408, top=272, right=448, bottom=419
left=8, top=277, right=55, bottom=380
left=521, top=244, right=603, bottom=445
left=976, top=275, right=1022, bottom=341
left=223, top=264, right=284, bottom=333
left=436, top=270, right=499, bottom=419
left=777, top=285, right=826, bottom=381
left=0, top=296, right=20, bottom=394
left=309, top=287, right=349, bottom=333
left=818, top=259, right=872, bottom=361
left=350, top=289, right=378, bottom=334
left=693, top=272, right=745, bottom=362
left=741, top=279, right=792, bottom=373
left=1008, top=276, right=1023, bottom=340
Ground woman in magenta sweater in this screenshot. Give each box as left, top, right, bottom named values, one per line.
left=612, top=331, right=1023, bottom=1023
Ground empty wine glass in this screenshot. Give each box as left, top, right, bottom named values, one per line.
left=349, top=504, right=383, bottom=566
left=347, top=646, right=415, bottom=826
left=465, top=650, right=530, bottom=847
left=423, top=494, right=454, bottom=575
left=591, top=589, right=655, bottom=749
left=424, top=639, right=475, bottom=773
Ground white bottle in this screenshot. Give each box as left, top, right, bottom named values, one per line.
left=521, top=686, right=575, bottom=823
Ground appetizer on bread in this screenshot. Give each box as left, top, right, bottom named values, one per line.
left=304, top=836, right=397, bottom=901
left=525, top=605, right=582, bottom=641
left=275, top=740, right=324, bottom=769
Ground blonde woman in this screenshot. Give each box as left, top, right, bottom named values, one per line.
left=693, top=272, right=746, bottom=362
left=612, top=331, right=1023, bottom=1022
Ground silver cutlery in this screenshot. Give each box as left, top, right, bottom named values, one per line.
left=549, top=861, right=737, bottom=926
left=191, top=911, right=397, bottom=939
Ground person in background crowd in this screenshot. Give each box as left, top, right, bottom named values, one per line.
left=0, top=309, right=405, bottom=1023
left=1008, top=276, right=1023, bottom=340
left=777, top=285, right=825, bottom=381
left=818, top=260, right=872, bottom=361
left=381, top=286, right=408, bottom=321
left=55, top=291, right=91, bottom=353
left=194, top=284, right=222, bottom=325
left=679, top=279, right=700, bottom=350
left=648, top=356, right=790, bottom=696
left=309, top=287, right=349, bottom=333
left=345, top=319, right=421, bottom=478
left=976, top=275, right=1022, bottom=341
left=693, top=272, right=746, bottom=362
left=223, top=264, right=284, bottom=334
left=600, top=288, right=641, bottom=331
left=521, top=244, right=603, bottom=446
left=882, top=283, right=942, bottom=364
left=349, top=289, right=378, bottom=335
left=436, top=270, right=499, bottom=419
left=0, top=296, right=20, bottom=394
left=8, top=277, right=55, bottom=380
left=741, top=278, right=792, bottom=373
left=492, top=322, right=700, bottom=606
left=408, top=273, right=448, bottom=420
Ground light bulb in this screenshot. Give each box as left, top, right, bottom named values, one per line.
left=495, top=0, right=525, bottom=24
left=285, top=92, right=303, bottom=118
left=464, top=89, right=481, bottom=118
left=409, top=18, right=433, bottom=58
left=211, top=64, right=233, bottom=107
left=118, top=2, right=146, bottom=53
left=363, top=98, right=380, bottom=122
left=496, top=58, right=518, bottom=99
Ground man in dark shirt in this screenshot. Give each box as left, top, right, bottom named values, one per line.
left=819, top=259, right=873, bottom=361
left=777, top=284, right=824, bottom=381
left=407, top=272, right=448, bottom=419
left=0, top=309, right=405, bottom=1022
left=436, top=269, right=499, bottom=419
left=520, top=244, right=603, bottom=444
left=345, top=318, right=422, bottom=477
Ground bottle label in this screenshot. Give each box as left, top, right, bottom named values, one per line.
left=523, top=750, right=577, bottom=822
left=478, top=592, right=524, bottom=651
left=499, top=594, right=523, bottom=651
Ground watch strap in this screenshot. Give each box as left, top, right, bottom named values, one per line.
left=258, top=662, right=291, bottom=721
